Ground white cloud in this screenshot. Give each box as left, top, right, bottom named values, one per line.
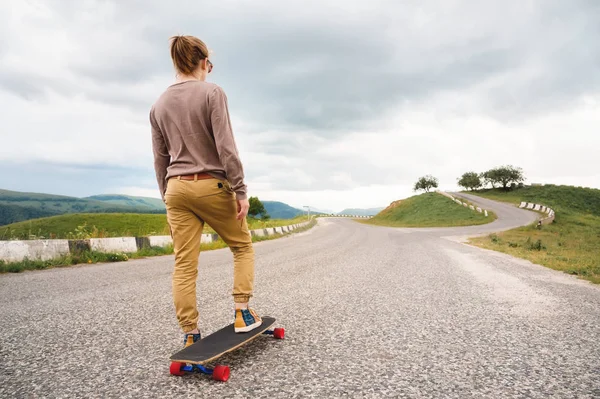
left=0, top=90, right=153, bottom=168
left=0, top=0, right=599, bottom=211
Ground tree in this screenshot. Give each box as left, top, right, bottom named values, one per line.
left=480, top=171, right=496, bottom=188
left=248, top=196, right=270, bottom=219
left=457, top=172, right=482, bottom=191
left=413, top=175, right=439, bottom=193
left=483, top=165, right=525, bottom=190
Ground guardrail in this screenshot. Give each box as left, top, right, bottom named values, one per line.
left=319, top=215, right=373, bottom=218
left=437, top=191, right=490, bottom=217
left=0, top=221, right=311, bottom=263
left=519, top=202, right=555, bottom=225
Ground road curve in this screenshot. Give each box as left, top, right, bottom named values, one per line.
left=1, top=195, right=598, bottom=398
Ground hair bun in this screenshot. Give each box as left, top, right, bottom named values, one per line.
left=169, top=35, right=209, bottom=75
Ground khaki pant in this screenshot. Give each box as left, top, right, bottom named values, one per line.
left=164, top=177, right=254, bottom=333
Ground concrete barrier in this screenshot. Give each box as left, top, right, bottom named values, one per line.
left=90, top=237, right=137, bottom=253
left=149, top=236, right=173, bottom=247
left=437, top=191, right=491, bottom=218
left=0, top=220, right=313, bottom=263
left=201, top=233, right=218, bottom=244
left=438, top=191, right=455, bottom=201
left=252, top=229, right=266, bottom=237
left=0, top=240, right=70, bottom=263
left=518, top=202, right=556, bottom=225
left=320, top=215, right=373, bottom=218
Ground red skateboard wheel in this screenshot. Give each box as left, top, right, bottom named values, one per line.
left=213, top=365, right=230, bottom=382
left=169, top=361, right=186, bottom=376
left=273, top=328, right=285, bottom=339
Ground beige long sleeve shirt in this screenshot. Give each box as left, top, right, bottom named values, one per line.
left=150, top=80, right=248, bottom=201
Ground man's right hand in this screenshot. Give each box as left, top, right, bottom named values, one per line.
left=237, top=198, right=249, bottom=220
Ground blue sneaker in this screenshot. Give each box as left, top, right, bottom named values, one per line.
left=183, top=332, right=201, bottom=347
left=234, top=308, right=262, bottom=333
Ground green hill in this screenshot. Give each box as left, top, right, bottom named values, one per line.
left=0, top=189, right=165, bottom=226
left=85, top=194, right=165, bottom=211
left=468, top=185, right=600, bottom=284
left=466, top=185, right=600, bottom=216
left=0, top=213, right=171, bottom=240
left=0, top=212, right=311, bottom=241
left=366, top=193, right=492, bottom=227
left=0, top=203, right=59, bottom=226
left=263, top=201, right=304, bottom=219
left=0, top=189, right=119, bottom=213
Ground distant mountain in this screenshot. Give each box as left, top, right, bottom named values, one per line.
left=0, top=202, right=58, bottom=227
left=337, top=207, right=384, bottom=216
left=309, top=207, right=335, bottom=214
left=0, top=189, right=165, bottom=226
left=0, top=188, right=312, bottom=226
left=85, top=195, right=166, bottom=211
left=262, top=201, right=304, bottom=219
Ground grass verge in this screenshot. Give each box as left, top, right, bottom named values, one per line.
left=0, top=219, right=317, bottom=273
left=0, top=213, right=311, bottom=241
left=467, top=185, right=600, bottom=284
left=363, top=192, right=495, bottom=228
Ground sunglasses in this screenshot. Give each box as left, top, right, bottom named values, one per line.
left=207, top=59, right=213, bottom=73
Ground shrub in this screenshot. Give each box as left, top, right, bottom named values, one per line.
left=107, top=253, right=129, bottom=262
left=525, top=237, right=546, bottom=251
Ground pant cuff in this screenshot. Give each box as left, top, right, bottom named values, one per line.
left=182, top=324, right=198, bottom=333
left=233, top=294, right=251, bottom=303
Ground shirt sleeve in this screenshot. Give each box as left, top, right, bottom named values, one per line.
left=209, top=86, right=248, bottom=200
left=150, top=107, right=170, bottom=202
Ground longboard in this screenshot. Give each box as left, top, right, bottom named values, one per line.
left=169, top=316, right=284, bottom=381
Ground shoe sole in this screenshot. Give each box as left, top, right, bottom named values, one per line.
left=234, top=319, right=263, bottom=333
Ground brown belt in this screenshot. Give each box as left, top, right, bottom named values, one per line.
left=171, top=173, right=214, bottom=181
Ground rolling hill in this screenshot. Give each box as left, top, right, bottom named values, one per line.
left=365, top=193, right=492, bottom=227
left=263, top=201, right=305, bottom=219
left=468, top=184, right=600, bottom=284
left=0, top=189, right=165, bottom=226
left=85, top=195, right=166, bottom=211
left=0, top=202, right=58, bottom=226
left=466, top=184, right=600, bottom=216
left=0, top=188, right=311, bottom=225
left=0, top=212, right=311, bottom=240
left=88, top=196, right=308, bottom=219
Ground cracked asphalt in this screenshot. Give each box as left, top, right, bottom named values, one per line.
left=1, top=194, right=599, bottom=398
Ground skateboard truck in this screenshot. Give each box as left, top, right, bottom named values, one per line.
left=262, top=327, right=285, bottom=339
left=170, top=362, right=231, bottom=381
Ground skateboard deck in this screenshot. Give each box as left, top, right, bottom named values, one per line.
left=169, top=316, right=283, bottom=381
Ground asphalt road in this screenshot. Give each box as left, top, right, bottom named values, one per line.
left=1, top=195, right=599, bottom=398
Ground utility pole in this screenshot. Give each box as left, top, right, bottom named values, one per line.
left=303, top=206, right=311, bottom=219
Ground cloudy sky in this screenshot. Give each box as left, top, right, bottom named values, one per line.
left=1, top=0, right=599, bottom=212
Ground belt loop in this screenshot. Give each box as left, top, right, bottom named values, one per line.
left=177, top=176, right=181, bottom=181
left=194, top=173, right=198, bottom=182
